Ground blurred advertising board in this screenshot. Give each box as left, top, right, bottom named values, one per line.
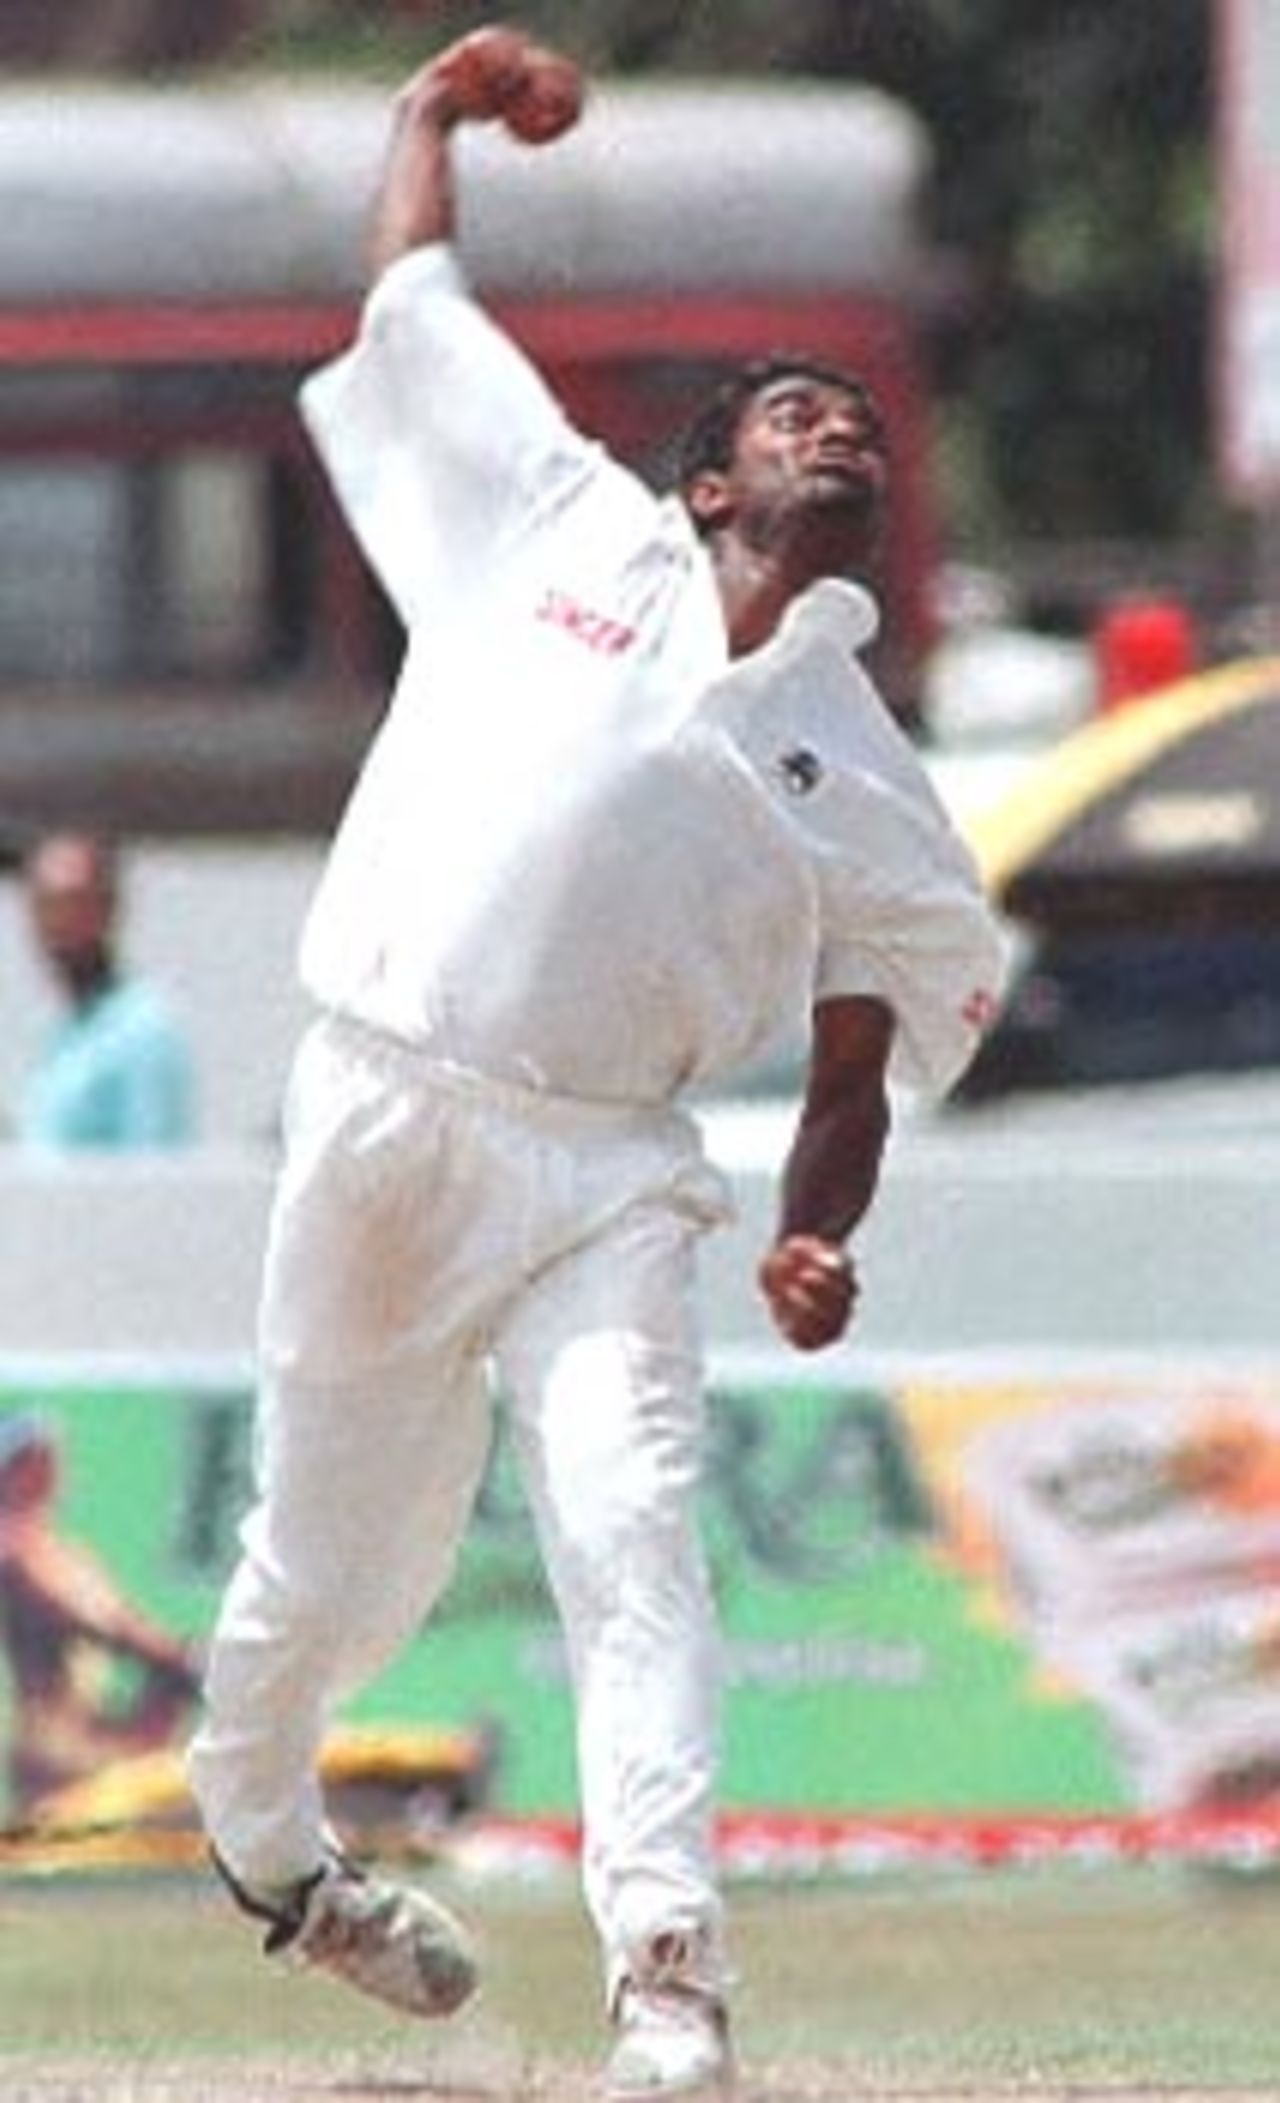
left=8, top=1361, right=1280, bottom=1872
left=1217, top=0, right=1280, bottom=499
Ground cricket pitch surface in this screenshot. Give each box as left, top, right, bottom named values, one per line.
left=5, top=1866, right=1280, bottom=2098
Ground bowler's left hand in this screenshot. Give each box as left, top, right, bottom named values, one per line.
left=758, top=1234, right=857, bottom=1352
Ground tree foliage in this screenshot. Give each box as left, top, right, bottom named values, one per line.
left=842, top=1, right=1214, bottom=547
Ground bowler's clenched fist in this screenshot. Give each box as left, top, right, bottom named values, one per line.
left=431, top=26, right=584, bottom=144
left=758, top=1234, right=857, bottom=1352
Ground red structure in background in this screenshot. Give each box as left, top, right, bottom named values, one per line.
left=1095, top=595, right=1200, bottom=710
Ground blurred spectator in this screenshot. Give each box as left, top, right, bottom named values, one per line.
left=0, top=1410, right=201, bottom=1821
left=18, top=830, right=194, bottom=1151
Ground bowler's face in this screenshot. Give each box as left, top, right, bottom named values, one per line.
left=729, top=375, right=889, bottom=531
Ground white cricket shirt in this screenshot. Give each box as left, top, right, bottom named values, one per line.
left=299, top=246, right=1004, bottom=1106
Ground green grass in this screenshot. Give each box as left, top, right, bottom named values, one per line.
left=5, top=1863, right=1280, bottom=2090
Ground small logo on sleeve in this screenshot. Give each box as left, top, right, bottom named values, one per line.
left=962, top=988, right=1000, bottom=1033
left=775, top=746, right=824, bottom=796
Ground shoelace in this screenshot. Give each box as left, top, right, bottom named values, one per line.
left=645, top=1930, right=698, bottom=1989
left=209, top=1845, right=330, bottom=1955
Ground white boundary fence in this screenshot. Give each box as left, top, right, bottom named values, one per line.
left=2, top=1088, right=1277, bottom=1377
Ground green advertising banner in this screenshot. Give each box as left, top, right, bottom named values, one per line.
left=0, top=1365, right=1138, bottom=1851
left=10, top=1364, right=1280, bottom=1868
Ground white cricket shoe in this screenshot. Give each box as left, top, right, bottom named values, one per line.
left=217, top=1849, right=479, bottom=2020
left=606, top=1935, right=734, bottom=2102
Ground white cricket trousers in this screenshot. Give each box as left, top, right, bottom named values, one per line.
left=188, top=1011, right=734, bottom=1993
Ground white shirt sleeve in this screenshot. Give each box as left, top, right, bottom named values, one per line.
left=812, top=772, right=1009, bottom=1100
left=816, top=881, right=1008, bottom=1101
left=298, top=244, right=594, bottom=628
